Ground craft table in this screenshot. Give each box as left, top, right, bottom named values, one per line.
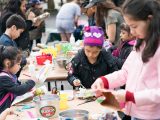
left=19, top=64, right=68, bottom=91
left=6, top=90, right=120, bottom=120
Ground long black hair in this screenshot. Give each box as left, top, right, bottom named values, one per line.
left=3, top=0, right=26, bottom=19
left=122, top=0, right=160, bottom=62
left=4, top=0, right=21, bottom=13
left=0, top=45, right=22, bottom=69
left=96, top=1, right=121, bottom=27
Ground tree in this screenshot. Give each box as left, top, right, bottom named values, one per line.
left=47, top=0, right=55, bottom=11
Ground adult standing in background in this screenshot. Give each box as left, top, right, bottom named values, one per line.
left=81, top=0, right=96, bottom=26
left=56, top=0, right=81, bottom=42
left=85, top=0, right=124, bottom=46
left=27, top=0, right=46, bottom=51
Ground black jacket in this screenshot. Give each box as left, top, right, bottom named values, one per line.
left=0, top=72, right=35, bottom=113
left=109, top=40, right=134, bottom=69
left=67, top=48, right=118, bottom=88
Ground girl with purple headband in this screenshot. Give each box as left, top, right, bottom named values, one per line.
left=67, top=26, right=118, bottom=88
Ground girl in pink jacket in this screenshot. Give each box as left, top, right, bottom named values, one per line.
left=92, top=0, right=160, bottom=119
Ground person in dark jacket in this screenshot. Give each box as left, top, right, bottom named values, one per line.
left=67, top=26, right=118, bottom=88
left=0, top=14, right=28, bottom=77
left=0, top=0, right=39, bottom=55
left=0, top=45, right=37, bottom=113
left=27, top=0, right=45, bottom=50
left=109, top=23, right=136, bottom=69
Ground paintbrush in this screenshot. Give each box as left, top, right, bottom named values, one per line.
left=23, top=74, right=31, bottom=77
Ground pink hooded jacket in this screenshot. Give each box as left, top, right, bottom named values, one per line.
left=104, top=44, right=160, bottom=119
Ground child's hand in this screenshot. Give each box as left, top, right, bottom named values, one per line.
left=0, top=108, right=16, bottom=120
left=33, top=18, right=42, bottom=27
left=111, top=90, right=126, bottom=103
left=5, top=108, right=14, bottom=115
left=91, top=78, right=104, bottom=90
left=26, top=58, right=30, bottom=64
left=27, top=11, right=36, bottom=21
left=73, top=79, right=81, bottom=86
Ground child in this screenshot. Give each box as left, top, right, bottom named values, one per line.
left=0, top=14, right=26, bottom=47
left=0, top=45, right=36, bottom=113
left=67, top=26, right=118, bottom=88
left=0, top=14, right=28, bottom=76
left=110, top=23, right=135, bottom=69
left=27, top=0, right=45, bottom=50
left=92, top=0, right=160, bottom=119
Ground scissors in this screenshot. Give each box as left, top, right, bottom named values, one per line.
left=77, top=97, right=96, bottom=106
left=75, top=83, right=86, bottom=91
left=80, top=84, right=86, bottom=89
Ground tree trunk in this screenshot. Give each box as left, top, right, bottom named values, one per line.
left=48, top=0, right=55, bottom=11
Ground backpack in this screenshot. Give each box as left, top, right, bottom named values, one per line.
left=73, top=25, right=84, bottom=41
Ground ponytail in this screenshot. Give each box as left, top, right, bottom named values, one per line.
left=0, top=45, right=22, bottom=69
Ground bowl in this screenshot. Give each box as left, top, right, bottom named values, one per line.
left=56, top=58, right=68, bottom=69
left=59, top=109, right=89, bottom=120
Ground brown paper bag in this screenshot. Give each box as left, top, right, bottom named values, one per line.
left=101, top=91, right=121, bottom=110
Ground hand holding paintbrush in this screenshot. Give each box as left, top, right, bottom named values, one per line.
left=0, top=108, right=19, bottom=120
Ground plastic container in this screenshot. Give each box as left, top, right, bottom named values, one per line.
left=36, top=54, right=52, bottom=65
left=70, top=34, right=75, bottom=45
left=33, top=94, right=60, bottom=118
left=59, top=109, right=89, bottom=120
left=61, top=43, right=72, bottom=54
left=59, top=93, right=69, bottom=110
left=56, top=57, right=68, bottom=69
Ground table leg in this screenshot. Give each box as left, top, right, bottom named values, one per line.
left=48, top=82, right=51, bottom=91
left=55, top=81, right=57, bottom=88
left=61, top=81, right=64, bottom=90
